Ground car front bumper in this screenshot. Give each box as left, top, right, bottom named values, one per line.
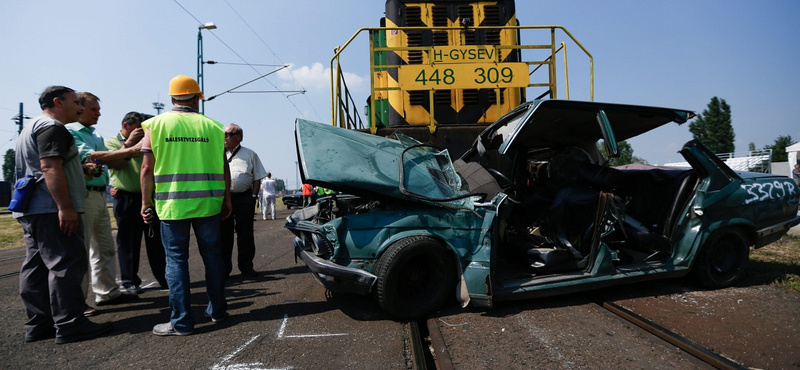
left=293, top=237, right=377, bottom=295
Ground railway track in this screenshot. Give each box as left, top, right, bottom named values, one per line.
left=596, top=300, right=746, bottom=370
left=409, top=298, right=749, bottom=370
left=0, top=254, right=24, bottom=280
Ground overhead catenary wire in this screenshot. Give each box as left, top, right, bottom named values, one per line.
left=206, top=65, right=289, bottom=101
left=227, top=91, right=305, bottom=94
left=171, top=0, right=312, bottom=119
left=204, top=61, right=285, bottom=67
left=222, top=0, right=323, bottom=121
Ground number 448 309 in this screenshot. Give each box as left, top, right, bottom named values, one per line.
left=413, top=67, right=515, bottom=86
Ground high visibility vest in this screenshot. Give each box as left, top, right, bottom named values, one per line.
left=142, top=111, right=225, bottom=220
left=316, top=187, right=335, bottom=196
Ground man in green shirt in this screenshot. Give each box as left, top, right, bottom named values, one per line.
left=67, top=92, right=140, bottom=313
left=105, top=112, right=167, bottom=293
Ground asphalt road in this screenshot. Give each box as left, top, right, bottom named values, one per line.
left=0, top=209, right=408, bottom=370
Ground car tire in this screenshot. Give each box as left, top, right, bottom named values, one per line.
left=373, top=236, right=456, bottom=320
left=692, top=228, right=750, bottom=289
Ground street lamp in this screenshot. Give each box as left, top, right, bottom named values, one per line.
left=197, top=22, right=216, bottom=114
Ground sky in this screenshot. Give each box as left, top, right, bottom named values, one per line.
left=2, top=1, right=799, bottom=189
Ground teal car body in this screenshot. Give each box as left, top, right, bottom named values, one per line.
left=286, top=99, right=800, bottom=319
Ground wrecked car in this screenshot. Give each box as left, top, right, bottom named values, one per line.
left=282, top=191, right=304, bottom=209
left=285, top=99, right=800, bottom=320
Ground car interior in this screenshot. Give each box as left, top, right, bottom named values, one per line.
left=459, top=143, right=700, bottom=283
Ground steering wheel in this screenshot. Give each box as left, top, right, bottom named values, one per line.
left=546, top=146, right=594, bottom=186
left=487, top=168, right=516, bottom=193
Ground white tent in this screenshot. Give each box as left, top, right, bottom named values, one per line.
left=786, top=142, right=800, bottom=173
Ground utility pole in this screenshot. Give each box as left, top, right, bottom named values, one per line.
left=12, top=102, right=29, bottom=134
left=153, top=102, right=164, bottom=115
left=198, top=22, right=217, bottom=115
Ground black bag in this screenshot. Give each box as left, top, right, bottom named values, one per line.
left=8, top=175, right=37, bottom=212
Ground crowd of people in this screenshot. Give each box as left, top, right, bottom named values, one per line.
left=13, top=75, right=279, bottom=343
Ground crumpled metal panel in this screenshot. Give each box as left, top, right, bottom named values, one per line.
left=296, top=119, right=471, bottom=208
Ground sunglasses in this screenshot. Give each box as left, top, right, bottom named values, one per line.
left=225, top=132, right=240, bottom=137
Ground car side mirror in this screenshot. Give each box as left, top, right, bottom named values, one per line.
left=597, top=110, right=618, bottom=157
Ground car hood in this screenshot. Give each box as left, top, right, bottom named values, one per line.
left=476, top=100, right=695, bottom=155
left=295, top=119, right=469, bottom=207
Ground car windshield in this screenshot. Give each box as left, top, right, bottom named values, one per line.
left=481, top=102, right=533, bottom=151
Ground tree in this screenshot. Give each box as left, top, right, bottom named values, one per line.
left=599, top=140, right=645, bottom=166
left=2, top=149, right=14, bottom=182
left=763, top=135, right=794, bottom=163
left=688, top=96, right=735, bottom=154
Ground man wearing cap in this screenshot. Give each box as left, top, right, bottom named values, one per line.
left=105, top=112, right=167, bottom=293
left=140, top=75, right=232, bottom=336
left=66, top=92, right=140, bottom=315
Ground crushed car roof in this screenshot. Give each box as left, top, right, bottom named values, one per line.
left=481, top=100, right=695, bottom=155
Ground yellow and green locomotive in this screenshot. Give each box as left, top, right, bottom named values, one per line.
left=332, top=0, right=593, bottom=156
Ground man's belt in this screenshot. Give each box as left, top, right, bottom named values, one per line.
left=86, top=186, right=106, bottom=192
left=232, top=189, right=254, bottom=197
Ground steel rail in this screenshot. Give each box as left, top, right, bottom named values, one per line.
left=0, top=255, right=25, bottom=263
left=0, top=271, right=20, bottom=280
left=408, top=321, right=428, bottom=370
left=599, top=300, right=747, bottom=370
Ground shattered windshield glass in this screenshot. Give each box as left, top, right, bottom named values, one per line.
left=388, top=131, right=423, bottom=147
left=400, top=145, right=473, bottom=209
left=484, top=102, right=533, bottom=150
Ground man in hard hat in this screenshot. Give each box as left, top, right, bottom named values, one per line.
left=14, top=86, right=113, bottom=344
left=140, top=75, right=232, bottom=336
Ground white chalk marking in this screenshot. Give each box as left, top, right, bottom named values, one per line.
left=211, top=313, right=346, bottom=370
left=277, top=313, right=348, bottom=340
left=218, top=335, right=261, bottom=365
left=284, top=333, right=348, bottom=338
left=212, top=335, right=283, bottom=370
left=278, top=314, right=288, bottom=338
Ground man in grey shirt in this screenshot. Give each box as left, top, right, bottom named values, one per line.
left=14, top=86, right=113, bottom=344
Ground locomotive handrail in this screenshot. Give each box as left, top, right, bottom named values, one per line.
left=330, top=25, right=593, bottom=131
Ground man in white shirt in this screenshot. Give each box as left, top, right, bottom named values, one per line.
left=222, top=124, right=267, bottom=278
left=260, top=173, right=277, bottom=220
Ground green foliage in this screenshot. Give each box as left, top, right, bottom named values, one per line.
left=2, top=149, right=14, bottom=182
left=688, top=96, right=735, bottom=154
left=276, top=179, right=285, bottom=192
left=763, top=135, right=794, bottom=163
left=598, top=140, right=645, bottom=166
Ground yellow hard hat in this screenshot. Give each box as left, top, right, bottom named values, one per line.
left=168, top=75, right=205, bottom=101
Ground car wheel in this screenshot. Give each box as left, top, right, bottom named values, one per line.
left=373, top=236, right=456, bottom=320
left=692, top=228, right=750, bottom=289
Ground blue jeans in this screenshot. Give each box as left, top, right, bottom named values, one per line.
left=160, top=215, right=227, bottom=332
